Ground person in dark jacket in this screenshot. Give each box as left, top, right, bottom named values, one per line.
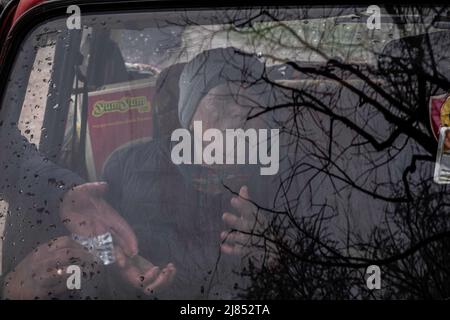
left=99, top=47, right=279, bottom=299
left=0, top=125, right=174, bottom=299
left=1, top=46, right=279, bottom=299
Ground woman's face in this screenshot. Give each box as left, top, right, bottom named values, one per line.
left=186, top=83, right=267, bottom=194
left=191, top=83, right=266, bottom=132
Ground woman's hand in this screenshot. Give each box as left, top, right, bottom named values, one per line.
left=3, top=236, right=100, bottom=299
left=60, top=182, right=138, bottom=257
left=221, top=186, right=277, bottom=267
left=114, top=248, right=176, bottom=296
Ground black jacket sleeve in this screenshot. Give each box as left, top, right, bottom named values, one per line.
left=0, top=126, right=85, bottom=205
left=0, top=126, right=85, bottom=292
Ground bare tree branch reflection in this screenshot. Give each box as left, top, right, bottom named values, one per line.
left=173, top=6, right=450, bottom=299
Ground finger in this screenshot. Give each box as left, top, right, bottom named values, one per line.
left=141, top=266, right=161, bottom=287
left=43, top=236, right=84, bottom=252
left=220, top=231, right=249, bottom=246
left=30, top=237, right=96, bottom=276
left=36, top=246, right=98, bottom=270
left=220, top=243, right=244, bottom=256
left=39, top=237, right=95, bottom=264
left=118, top=254, right=161, bottom=289
left=230, top=192, right=255, bottom=221
left=122, top=263, right=159, bottom=289
left=231, top=197, right=254, bottom=218
left=144, top=264, right=175, bottom=294
left=39, top=259, right=99, bottom=291
left=165, top=263, right=176, bottom=283
left=222, top=212, right=243, bottom=229
left=35, top=250, right=97, bottom=286
left=114, top=246, right=127, bottom=268
left=144, top=263, right=176, bottom=295
left=239, top=185, right=250, bottom=200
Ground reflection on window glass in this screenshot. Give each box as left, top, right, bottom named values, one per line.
left=1, top=6, right=450, bottom=299
left=18, top=45, right=56, bottom=146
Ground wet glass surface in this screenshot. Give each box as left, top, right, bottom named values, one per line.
left=1, top=6, right=450, bottom=299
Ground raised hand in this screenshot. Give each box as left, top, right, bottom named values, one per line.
left=221, top=186, right=275, bottom=266
left=59, top=182, right=138, bottom=257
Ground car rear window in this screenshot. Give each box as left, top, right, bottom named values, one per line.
left=1, top=5, right=450, bottom=299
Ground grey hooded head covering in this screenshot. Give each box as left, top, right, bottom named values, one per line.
left=178, top=47, right=266, bottom=128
